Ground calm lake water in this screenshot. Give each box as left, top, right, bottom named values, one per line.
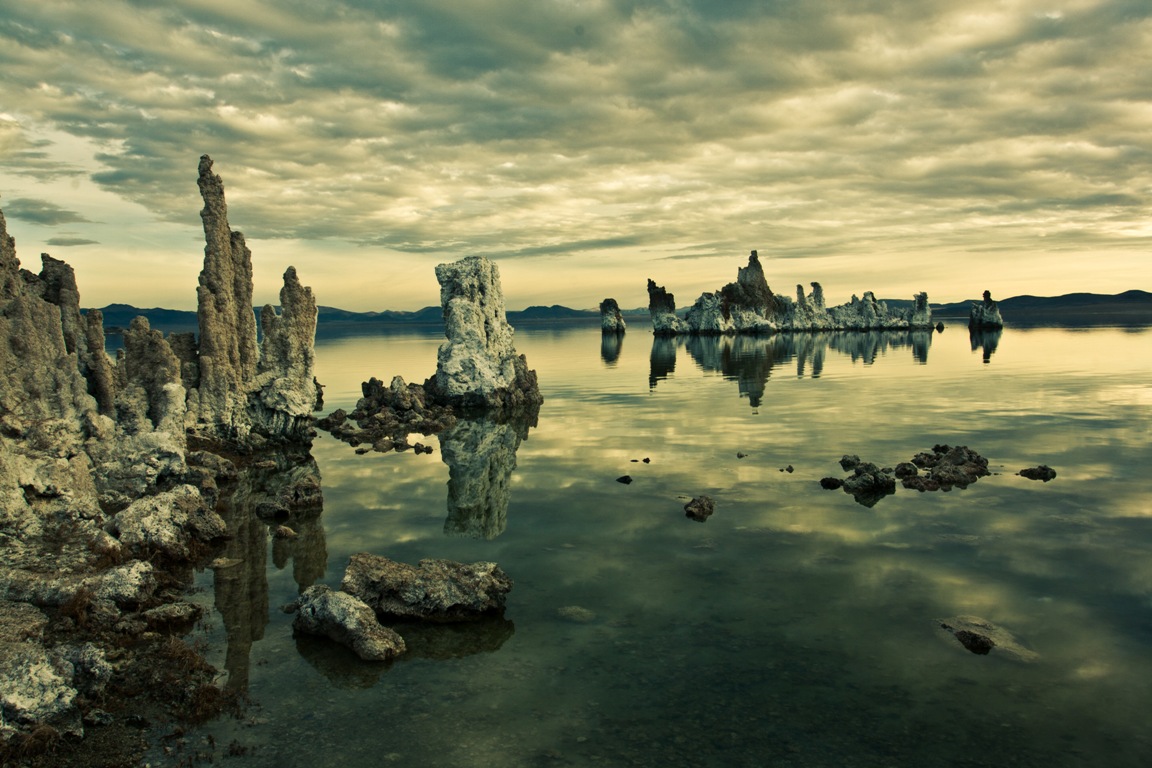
left=179, top=322, right=1152, bottom=768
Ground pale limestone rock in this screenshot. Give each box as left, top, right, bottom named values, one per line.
left=252, top=266, right=321, bottom=439
left=293, top=585, right=406, bottom=661
left=109, top=484, right=225, bottom=560
left=647, top=279, right=688, bottom=335
left=427, top=255, right=541, bottom=411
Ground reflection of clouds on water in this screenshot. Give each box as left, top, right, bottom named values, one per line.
left=438, top=415, right=533, bottom=539
left=652, top=331, right=935, bottom=406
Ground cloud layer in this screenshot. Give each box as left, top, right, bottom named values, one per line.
left=1, top=0, right=1149, bottom=309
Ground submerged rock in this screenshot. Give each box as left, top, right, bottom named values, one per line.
left=684, top=495, right=715, bottom=522
left=425, top=255, right=542, bottom=413
left=600, top=298, right=627, bottom=333
left=1019, top=465, right=1057, bottom=482
left=293, top=585, right=406, bottom=662
left=342, top=553, right=513, bottom=622
left=938, top=615, right=1038, bottom=662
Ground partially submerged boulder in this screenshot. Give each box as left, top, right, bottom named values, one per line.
left=902, top=444, right=989, bottom=492
left=684, top=495, right=715, bottom=522
left=1019, top=465, right=1057, bottom=482
left=293, top=585, right=406, bottom=661
left=938, top=615, right=1037, bottom=662
left=342, top=553, right=512, bottom=622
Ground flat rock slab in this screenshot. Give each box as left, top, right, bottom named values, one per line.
left=342, top=553, right=512, bottom=622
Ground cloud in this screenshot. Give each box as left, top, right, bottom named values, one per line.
left=2, top=198, right=93, bottom=225
left=0, top=1, right=1149, bottom=308
left=45, top=236, right=99, bottom=246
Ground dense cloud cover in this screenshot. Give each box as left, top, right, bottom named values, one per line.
left=0, top=0, right=1149, bottom=310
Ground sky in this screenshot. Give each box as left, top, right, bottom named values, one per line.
left=0, top=0, right=1149, bottom=312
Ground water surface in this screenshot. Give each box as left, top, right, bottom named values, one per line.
left=186, top=323, right=1152, bottom=767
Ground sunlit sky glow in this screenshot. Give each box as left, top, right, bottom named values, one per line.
left=1, top=0, right=1149, bottom=311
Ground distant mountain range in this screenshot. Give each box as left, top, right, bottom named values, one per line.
left=88, top=290, right=1152, bottom=334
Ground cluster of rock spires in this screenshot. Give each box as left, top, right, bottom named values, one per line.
left=647, top=251, right=935, bottom=335
left=0, top=156, right=321, bottom=752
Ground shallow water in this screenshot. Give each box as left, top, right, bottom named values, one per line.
left=184, top=322, right=1152, bottom=767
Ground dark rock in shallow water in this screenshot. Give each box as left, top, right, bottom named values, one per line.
left=841, top=462, right=897, bottom=507
left=902, top=444, right=989, bottom=491
left=938, top=615, right=1037, bottom=662
left=617, top=475, right=633, bottom=485
left=819, top=477, right=844, bottom=490
left=1019, top=465, right=1057, bottom=482
left=954, top=629, right=995, bottom=655
left=684, top=495, right=715, bottom=522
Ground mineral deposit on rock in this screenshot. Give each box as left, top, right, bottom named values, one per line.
left=425, top=255, right=542, bottom=411
left=969, top=290, right=1005, bottom=329
left=650, top=251, right=935, bottom=335
left=600, top=297, right=627, bottom=333
left=293, top=584, right=406, bottom=661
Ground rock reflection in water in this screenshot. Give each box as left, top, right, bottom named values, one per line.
left=649, top=336, right=677, bottom=388
left=969, top=327, right=1002, bottom=363
left=652, top=331, right=935, bottom=406
left=438, top=415, right=533, bottom=539
left=211, top=451, right=325, bottom=691
left=601, top=332, right=624, bottom=366
left=294, top=616, right=515, bottom=690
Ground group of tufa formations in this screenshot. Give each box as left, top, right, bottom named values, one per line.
left=644, top=250, right=935, bottom=335
left=0, top=154, right=541, bottom=749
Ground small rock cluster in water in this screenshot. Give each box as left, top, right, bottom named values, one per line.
left=821, top=445, right=1053, bottom=507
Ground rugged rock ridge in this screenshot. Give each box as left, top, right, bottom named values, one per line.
left=424, top=255, right=542, bottom=412
left=186, top=155, right=321, bottom=445
left=650, top=251, right=936, bottom=335
left=0, top=155, right=322, bottom=753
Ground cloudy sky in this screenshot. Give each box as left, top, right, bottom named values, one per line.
left=1, top=0, right=1149, bottom=312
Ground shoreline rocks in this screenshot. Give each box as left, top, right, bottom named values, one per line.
left=342, top=553, right=513, bottom=622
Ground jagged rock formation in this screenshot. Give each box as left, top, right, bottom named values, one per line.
left=317, top=375, right=455, bottom=453
left=651, top=251, right=934, bottom=335
left=600, top=298, right=626, bottom=333
left=424, top=255, right=542, bottom=412
left=969, top=290, right=1004, bottom=329
left=647, top=279, right=688, bottom=335
left=186, top=155, right=321, bottom=444
left=0, top=156, right=323, bottom=751
left=342, top=553, right=513, bottom=622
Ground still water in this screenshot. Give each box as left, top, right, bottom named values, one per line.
left=185, top=323, right=1152, bottom=767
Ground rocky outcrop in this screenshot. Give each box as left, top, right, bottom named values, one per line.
left=821, top=455, right=898, bottom=507
left=424, top=256, right=542, bottom=412
left=185, top=155, right=321, bottom=445
left=969, top=290, right=1004, bottom=329
left=647, top=279, right=689, bottom=335
left=684, top=495, right=715, bottom=522
left=342, top=553, right=513, bottom=622
left=600, top=298, right=626, bottom=333
left=292, top=585, right=406, bottom=662
left=107, top=484, right=226, bottom=561
left=317, top=375, right=456, bottom=453
left=654, top=251, right=934, bottom=335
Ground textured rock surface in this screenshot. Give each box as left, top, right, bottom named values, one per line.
left=426, top=256, right=542, bottom=411
left=939, top=616, right=1038, bottom=662
left=647, top=279, right=688, bottom=335
left=656, top=251, right=934, bottom=334
left=600, top=297, right=627, bottom=333
left=342, top=553, right=513, bottom=621
left=187, top=155, right=320, bottom=445
left=318, top=375, right=456, bottom=452
left=684, top=495, right=715, bottom=522
left=109, top=484, right=226, bottom=560
left=293, top=585, right=406, bottom=661
left=969, top=290, right=1005, bottom=329
left=902, top=444, right=990, bottom=492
